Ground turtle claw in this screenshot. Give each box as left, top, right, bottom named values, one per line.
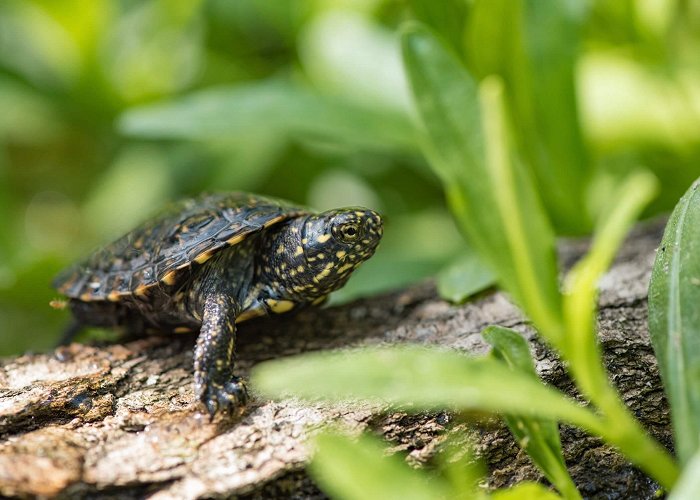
left=200, top=377, right=249, bottom=419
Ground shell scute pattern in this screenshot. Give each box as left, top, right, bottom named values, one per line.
left=53, top=193, right=308, bottom=301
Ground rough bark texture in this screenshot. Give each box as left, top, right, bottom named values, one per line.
left=0, top=221, right=671, bottom=499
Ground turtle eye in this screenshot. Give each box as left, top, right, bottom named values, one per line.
left=337, top=222, right=361, bottom=243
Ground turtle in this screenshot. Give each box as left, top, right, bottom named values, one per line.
left=53, top=192, right=383, bottom=416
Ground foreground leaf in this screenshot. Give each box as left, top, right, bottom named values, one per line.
left=484, top=326, right=579, bottom=500
left=669, top=448, right=700, bottom=500
left=648, top=177, right=700, bottom=465
left=491, top=482, right=561, bottom=500
left=436, top=251, right=496, bottom=304
left=252, top=346, right=602, bottom=433
left=310, top=432, right=449, bottom=500
left=401, top=24, right=562, bottom=341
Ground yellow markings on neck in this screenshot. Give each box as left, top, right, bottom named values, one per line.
left=312, top=295, right=328, bottom=306
left=336, top=262, right=354, bottom=274
left=294, top=246, right=304, bottom=257
left=266, top=298, right=295, bottom=314
left=316, top=233, right=331, bottom=243
left=277, top=244, right=285, bottom=254
left=314, top=262, right=335, bottom=281
left=336, top=250, right=346, bottom=259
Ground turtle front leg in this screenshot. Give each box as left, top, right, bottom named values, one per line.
left=194, top=293, right=248, bottom=417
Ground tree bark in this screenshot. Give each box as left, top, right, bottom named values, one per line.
left=0, top=221, right=671, bottom=499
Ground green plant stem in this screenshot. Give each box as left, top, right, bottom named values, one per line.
left=567, top=345, right=679, bottom=489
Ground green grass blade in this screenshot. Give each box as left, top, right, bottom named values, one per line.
left=565, top=171, right=658, bottom=374
left=648, top=178, right=700, bottom=465
left=401, top=24, right=563, bottom=341
left=309, top=432, right=449, bottom=500
left=563, top=171, right=679, bottom=488
left=483, top=326, right=580, bottom=500
left=252, top=346, right=603, bottom=435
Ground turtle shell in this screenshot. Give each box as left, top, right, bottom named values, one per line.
left=54, top=192, right=308, bottom=302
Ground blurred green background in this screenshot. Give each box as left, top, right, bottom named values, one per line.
left=1, top=0, right=699, bottom=355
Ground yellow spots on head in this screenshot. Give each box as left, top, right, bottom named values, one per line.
left=317, top=233, right=331, bottom=244
left=291, top=226, right=299, bottom=233
left=336, top=250, right=346, bottom=259
left=302, top=238, right=308, bottom=245
left=79, top=292, right=92, bottom=302
left=135, top=284, right=149, bottom=296
left=297, top=265, right=305, bottom=273
left=277, top=244, right=285, bottom=255
left=317, top=253, right=325, bottom=260
left=355, top=210, right=366, bottom=217
left=264, top=266, right=272, bottom=274
left=294, top=246, right=304, bottom=257
left=266, top=298, right=295, bottom=314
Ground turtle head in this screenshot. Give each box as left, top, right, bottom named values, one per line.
left=303, top=207, right=383, bottom=288
left=260, top=207, right=383, bottom=303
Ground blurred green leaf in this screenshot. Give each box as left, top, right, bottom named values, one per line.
left=491, top=482, right=561, bottom=500
left=102, top=0, right=205, bottom=102
left=669, top=448, right=700, bottom=500
left=0, top=1, right=82, bottom=89
left=433, top=439, right=485, bottom=500
left=252, top=345, right=603, bottom=433
left=401, top=24, right=562, bottom=341
left=119, top=79, right=417, bottom=152
left=466, top=0, right=591, bottom=234
left=83, top=145, right=173, bottom=241
left=483, top=326, right=579, bottom=500
left=648, top=177, right=700, bottom=466
left=300, top=11, right=412, bottom=113
left=407, top=0, right=468, bottom=59
left=310, top=432, right=450, bottom=500
left=436, top=251, right=495, bottom=304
